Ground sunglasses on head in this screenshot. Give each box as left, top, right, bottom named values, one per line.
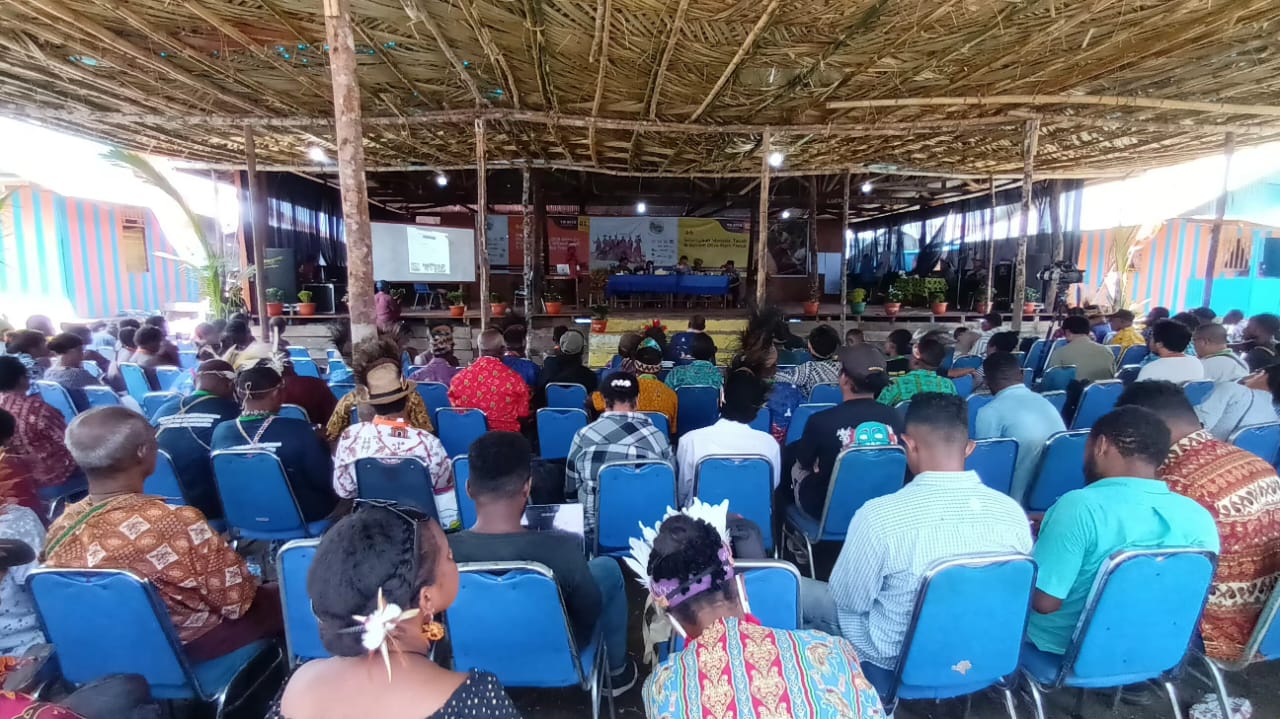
left=353, top=499, right=433, bottom=567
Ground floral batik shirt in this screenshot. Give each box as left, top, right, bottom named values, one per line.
left=447, top=357, right=531, bottom=433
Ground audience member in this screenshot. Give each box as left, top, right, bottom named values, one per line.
left=590, top=343, right=676, bottom=431
left=776, top=325, right=841, bottom=396
left=267, top=316, right=290, bottom=354
left=1191, top=306, right=1217, bottom=324
left=128, top=326, right=168, bottom=390
left=791, top=345, right=902, bottom=518
left=1088, top=311, right=1110, bottom=343
left=144, top=315, right=182, bottom=366
left=1106, top=309, right=1145, bottom=354
left=448, top=329, right=530, bottom=433
left=675, top=371, right=779, bottom=505
left=567, top=373, right=672, bottom=547
left=279, top=358, right=338, bottom=427
left=500, top=326, right=538, bottom=387
left=1222, top=309, right=1246, bottom=344
left=801, top=393, right=1032, bottom=695
left=1027, top=406, right=1219, bottom=656
left=23, top=315, right=54, bottom=338
left=1244, top=362, right=1280, bottom=413
left=1144, top=306, right=1172, bottom=341
left=635, top=504, right=886, bottom=718
left=876, top=337, right=955, bottom=406
left=0, top=506, right=43, bottom=657
left=332, top=361, right=457, bottom=527
left=329, top=336, right=435, bottom=441
left=1194, top=323, right=1250, bottom=383
left=409, top=329, right=461, bottom=385
left=105, top=327, right=138, bottom=391
left=1238, top=313, right=1279, bottom=371
left=450, top=432, right=637, bottom=692
left=882, top=329, right=913, bottom=377
left=534, top=330, right=597, bottom=408
left=152, top=360, right=240, bottom=520
left=193, top=322, right=220, bottom=361
left=0, top=410, right=40, bottom=513
left=973, top=311, right=1003, bottom=355
left=609, top=333, right=643, bottom=372
left=539, top=325, right=571, bottom=378
left=733, top=307, right=807, bottom=443
left=664, top=333, right=722, bottom=390
left=413, top=325, right=460, bottom=368
left=846, top=328, right=864, bottom=346
left=1115, top=381, right=1280, bottom=662
left=220, top=319, right=272, bottom=371
left=0, top=356, right=75, bottom=489
left=273, top=506, right=520, bottom=719
left=4, top=330, right=47, bottom=383
left=1047, top=315, right=1116, bottom=381
left=373, top=280, right=402, bottom=333
left=47, top=407, right=282, bottom=662
left=44, top=332, right=101, bottom=411
left=66, top=325, right=111, bottom=376
left=1195, top=377, right=1277, bottom=441
left=667, top=316, right=705, bottom=361
left=973, top=353, right=1065, bottom=502
left=1137, top=319, right=1204, bottom=383
left=210, top=365, right=337, bottom=523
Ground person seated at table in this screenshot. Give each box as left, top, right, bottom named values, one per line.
left=1137, top=319, right=1204, bottom=383
left=675, top=370, right=779, bottom=506
left=612, top=254, right=632, bottom=275
left=448, top=330, right=531, bottom=434
left=1027, top=406, right=1219, bottom=658
left=271, top=505, right=521, bottom=719
left=329, top=336, right=435, bottom=441
left=47, top=406, right=283, bottom=662
left=44, top=332, right=102, bottom=411
left=500, top=326, right=539, bottom=388
left=591, top=342, right=676, bottom=432
left=152, top=360, right=240, bottom=521
left=210, top=365, right=337, bottom=524
left=534, top=330, right=597, bottom=408
left=973, top=353, right=1066, bottom=503
left=876, top=337, right=956, bottom=406
left=0, top=357, right=75, bottom=490
left=674, top=255, right=691, bottom=274
left=450, top=431, right=638, bottom=693
left=1194, top=323, right=1249, bottom=383
left=776, top=325, right=841, bottom=396
left=332, top=360, right=458, bottom=528
left=1047, top=315, right=1118, bottom=382
left=883, top=329, right=913, bottom=377
left=664, top=333, right=722, bottom=390
left=721, top=260, right=742, bottom=307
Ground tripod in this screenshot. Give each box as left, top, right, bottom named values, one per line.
left=1041, top=281, right=1073, bottom=344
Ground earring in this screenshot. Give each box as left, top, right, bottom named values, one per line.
left=421, top=613, right=446, bottom=643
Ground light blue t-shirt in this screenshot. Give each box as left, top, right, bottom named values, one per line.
left=973, top=384, right=1066, bottom=503
left=1027, top=477, right=1220, bottom=655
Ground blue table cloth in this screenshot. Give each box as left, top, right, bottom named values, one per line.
left=606, top=274, right=730, bottom=297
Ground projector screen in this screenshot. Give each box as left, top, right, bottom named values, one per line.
left=371, top=222, right=477, bottom=282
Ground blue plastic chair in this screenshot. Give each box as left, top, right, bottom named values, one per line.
left=1115, top=364, right=1141, bottom=385
left=1230, top=422, right=1280, bottom=467
left=952, top=374, right=975, bottom=398
left=872, top=554, right=1035, bottom=716
left=1042, top=339, right=1068, bottom=368
left=279, top=404, right=310, bottom=423
left=785, top=403, right=836, bottom=445
left=1118, top=345, right=1149, bottom=366
left=1183, top=379, right=1215, bottom=406
left=329, top=382, right=356, bottom=401
left=155, top=366, right=183, bottom=391
left=287, top=346, right=310, bottom=360
left=669, top=559, right=803, bottom=655
left=546, top=383, right=589, bottom=410
left=1109, top=344, right=1123, bottom=361
left=354, top=456, right=442, bottom=521
left=28, top=568, right=281, bottom=716
left=640, top=411, right=671, bottom=437
left=597, top=461, right=676, bottom=556
left=748, top=407, right=770, bottom=433
left=450, top=562, right=614, bottom=719
left=326, top=348, right=343, bottom=362
left=675, top=385, right=720, bottom=436
left=293, top=359, right=321, bottom=379
left=695, top=455, right=775, bottom=552
left=895, top=400, right=911, bottom=421
left=435, top=408, right=489, bottom=458
left=1041, top=390, right=1068, bottom=416
left=84, top=386, right=121, bottom=409
left=809, top=383, right=843, bottom=405
left=967, top=394, right=994, bottom=437
left=1022, top=340, right=1046, bottom=372
left=210, top=449, right=331, bottom=540
left=277, top=538, right=329, bottom=666
left=178, top=350, right=198, bottom=370
left=1196, top=579, right=1280, bottom=718
left=143, top=392, right=179, bottom=421
left=953, top=355, right=984, bottom=371
left=453, top=455, right=477, bottom=529
left=1024, top=430, right=1091, bottom=512
left=537, top=408, right=589, bottom=461
left=1070, top=380, right=1123, bottom=430
left=119, top=363, right=152, bottom=403
left=966, top=438, right=1019, bottom=496
left=1039, top=366, right=1076, bottom=393
left=416, top=382, right=451, bottom=420
left=1021, top=549, right=1216, bottom=719
left=143, top=450, right=185, bottom=504
left=34, top=381, right=77, bottom=424
left=1023, top=368, right=1034, bottom=388
left=783, top=446, right=907, bottom=578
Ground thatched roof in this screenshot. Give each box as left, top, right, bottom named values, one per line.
left=1, top=0, right=1278, bottom=180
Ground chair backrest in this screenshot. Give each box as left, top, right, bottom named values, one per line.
left=695, top=455, right=774, bottom=552
left=154, top=366, right=183, bottom=391
left=1043, top=338, right=1068, bottom=366
left=953, top=355, right=984, bottom=371
left=210, top=449, right=310, bottom=538
left=1119, top=345, right=1149, bottom=367
left=453, top=455, right=477, bottom=529
left=967, top=394, right=994, bottom=437
left=785, top=402, right=836, bottom=445
left=676, top=385, right=720, bottom=436
left=33, top=381, right=77, bottom=424
left=951, top=374, right=975, bottom=398
left=597, top=461, right=676, bottom=555
left=1025, top=430, right=1091, bottom=512
left=450, top=562, right=590, bottom=688
left=1229, top=422, right=1280, bottom=467
left=1070, top=380, right=1123, bottom=430
left=1022, top=340, right=1046, bottom=371
left=415, top=382, right=451, bottom=419
left=143, top=392, right=179, bottom=421
left=536, top=408, right=589, bottom=461
left=279, top=404, right=310, bottom=423
left=1041, top=390, right=1068, bottom=415
left=545, top=383, right=588, bottom=410
left=29, top=569, right=206, bottom=700
left=277, top=539, right=329, bottom=665
left=738, top=560, right=803, bottom=630
left=640, top=411, right=671, bottom=436
left=178, top=350, right=198, bottom=370
left=435, top=408, right=489, bottom=457
left=895, top=400, right=911, bottom=421
left=809, top=383, right=843, bottom=405
left=287, top=346, right=311, bottom=360
left=748, top=407, right=770, bottom=433
left=1115, top=364, right=1141, bottom=385
left=890, top=554, right=1036, bottom=705
left=1183, top=379, right=1215, bottom=406
left=329, top=382, right=356, bottom=401
left=119, top=363, right=151, bottom=403
left=1236, top=575, right=1280, bottom=668
left=354, top=456, right=441, bottom=521
left=1109, top=344, right=1123, bottom=361
left=1059, top=549, right=1215, bottom=686
left=293, top=359, right=321, bottom=379
left=143, top=449, right=185, bottom=504
left=1039, top=365, right=1077, bottom=393
left=965, top=438, right=1019, bottom=496
left=816, top=446, right=907, bottom=539
left=1023, top=367, right=1034, bottom=388
left=84, top=385, right=121, bottom=409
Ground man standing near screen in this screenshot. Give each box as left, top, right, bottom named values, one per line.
left=375, top=280, right=402, bottom=333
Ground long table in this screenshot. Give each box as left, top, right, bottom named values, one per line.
left=605, top=274, right=731, bottom=298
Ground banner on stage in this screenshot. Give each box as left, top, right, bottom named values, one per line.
left=484, top=215, right=524, bottom=271
left=678, top=218, right=749, bottom=269
left=588, top=217, right=679, bottom=270
left=546, top=217, right=589, bottom=275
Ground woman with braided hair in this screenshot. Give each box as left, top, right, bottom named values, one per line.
left=729, top=306, right=805, bottom=444
left=271, top=505, right=521, bottom=718
left=326, top=335, right=436, bottom=442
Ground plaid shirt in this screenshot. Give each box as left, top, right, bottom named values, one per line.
left=876, top=369, right=956, bottom=406
left=566, top=411, right=673, bottom=545
left=776, top=359, right=840, bottom=396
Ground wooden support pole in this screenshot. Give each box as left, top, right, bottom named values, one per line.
left=243, top=126, right=270, bottom=341
left=1043, top=179, right=1065, bottom=311
left=754, top=131, right=772, bottom=307
left=984, top=176, right=996, bottom=309
left=808, top=176, right=819, bottom=303
left=1202, top=133, right=1236, bottom=306
left=840, top=173, right=851, bottom=334
left=1011, top=117, right=1040, bottom=332
left=521, top=167, right=534, bottom=320
left=322, top=0, right=376, bottom=341
left=475, top=119, right=490, bottom=331
left=532, top=171, right=548, bottom=307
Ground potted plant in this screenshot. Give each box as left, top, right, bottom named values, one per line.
left=265, top=287, right=285, bottom=317
left=802, top=284, right=821, bottom=316
left=590, top=304, right=610, bottom=334
left=930, top=293, right=948, bottom=314
left=1023, top=287, right=1040, bottom=315
left=296, top=290, right=316, bottom=317
left=447, top=290, right=467, bottom=318
left=848, top=287, right=868, bottom=315
left=489, top=292, right=507, bottom=317
left=543, top=288, right=563, bottom=315
left=884, top=286, right=903, bottom=317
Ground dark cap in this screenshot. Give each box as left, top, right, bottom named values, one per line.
left=0, top=538, right=35, bottom=570
left=837, top=344, right=887, bottom=381
left=1108, top=309, right=1135, bottom=322
left=560, top=330, right=586, bottom=356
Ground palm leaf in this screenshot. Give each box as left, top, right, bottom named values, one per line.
left=101, top=147, right=212, bottom=266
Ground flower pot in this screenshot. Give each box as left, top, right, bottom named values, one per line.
left=297, top=302, right=316, bottom=317
left=1023, top=302, right=1038, bottom=314
left=802, top=301, right=820, bottom=316
left=266, top=302, right=284, bottom=317
left=490, top=303, right=507, bottom=317
left=884, top=302, right=902, bottom=316
left=849, top=302, right=867, bottom=315
left=545, top=301, right=563, bottom=315
left=931, top=302, right=948, bottom=314
left=590, top=319, right=608, bottom=334
left=976, top=301, right=990, bottom=314
left=449, top=305, right=466, bottom=318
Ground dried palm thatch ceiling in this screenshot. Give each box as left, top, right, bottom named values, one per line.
left=0, top=0, right=1278, bottom=182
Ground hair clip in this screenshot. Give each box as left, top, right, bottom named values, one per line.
left=353, top=588, right=420, bottom=681
left=610, top=378, right=633, bottom=388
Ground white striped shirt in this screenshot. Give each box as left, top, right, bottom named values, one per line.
left=827, top=470, right=1033, bottom=668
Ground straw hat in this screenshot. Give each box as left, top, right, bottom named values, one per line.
left=357, top=359, right=414, bottom=405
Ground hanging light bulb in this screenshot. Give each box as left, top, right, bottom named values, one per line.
left=845, top=228, right=854, bottom=241
left=861, top=181, right=873, bottom=194
left=781, top=209, right=792, bottom=219
left=435, top=173, right=449, bottom=187
left=306, top=146, right=330, bottom=163
left=636, top=201, right=647, bottom=214
left=767, top=151, right=784, bottom=168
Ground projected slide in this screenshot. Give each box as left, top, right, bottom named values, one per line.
left=371, top=222, right=476, bottom=282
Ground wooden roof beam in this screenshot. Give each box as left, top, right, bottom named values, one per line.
left=826, top=94, right=1280, bottom=117
left=400, top=0, right=489, bottom=108
left=686, top=0, right=783, bottom=122
left=456, top=0, right=521, bottom=108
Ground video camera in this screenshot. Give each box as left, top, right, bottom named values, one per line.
left=1036, top=261, right=1084, bottom=285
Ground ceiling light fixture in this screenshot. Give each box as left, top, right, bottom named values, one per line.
left=636, top=201, right=647, bottom=214
left=306, top=146, right=330, bottom=163
left=861, top=182, right=873, bottom=194
left=767, top=151, right=784, bottom=168
left=845, top=228, right=854, bottom=241
left=435, top=173, right=449, bottom=187
left=781, top=209, right=792, bottom=219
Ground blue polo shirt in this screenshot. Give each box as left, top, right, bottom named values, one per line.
left=1027, top=477, right=1220, bottom=655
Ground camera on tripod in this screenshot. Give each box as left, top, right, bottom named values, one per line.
left=1036, top=261, right=1085, bottom=285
